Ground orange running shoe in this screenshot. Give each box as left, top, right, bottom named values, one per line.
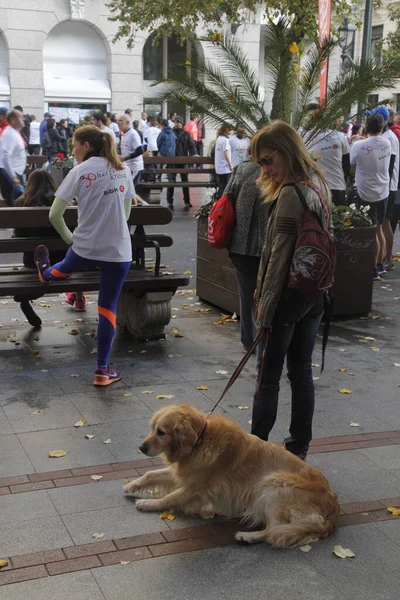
left=93, top=366, right=121, bottom=387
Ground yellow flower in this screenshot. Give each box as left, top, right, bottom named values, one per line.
left=185, top=60, right=192, bottom=66
left=289, top=42, right=299, bottom=54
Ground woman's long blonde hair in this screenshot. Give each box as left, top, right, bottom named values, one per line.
left=251, top=121, right=328, bottom=201
left=74, top=125, right=124, bottom=170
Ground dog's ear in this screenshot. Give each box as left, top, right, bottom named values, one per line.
left=175, top=420, right=197, bottom=455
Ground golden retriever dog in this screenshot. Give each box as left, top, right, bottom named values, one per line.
left=123, top=404, right=340, bottom=547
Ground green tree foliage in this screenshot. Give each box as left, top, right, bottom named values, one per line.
left=107, top=0, right=359, bottom=47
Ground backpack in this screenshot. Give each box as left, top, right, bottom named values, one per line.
left=286, top=182, right=336, bottom=303
left=41, top=131, right=51, bottom=154
left=208, top=194, right=235, bottom=249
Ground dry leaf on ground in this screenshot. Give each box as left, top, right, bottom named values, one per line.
left=33, top=410, right=43, bottom=415
left=70, top=374, right=80, bottom=378
left=299, top=544, right=312, bottom=553
left=156, top=394, right=175, bottom=400
left=160, top=512, right=176, bottom=521
left=196, top=385, right=209, bottom=391
left=49, top=450, right=67, bottom=458
left=85, top=434, right=95, bottom=440
left=369, top=346, right=380, bottom=352
left=363, top=336, right=376, bottom=341
left=349, top=372, right=356, bottom=376
left=69, top=329, right=80, bottom=336
left=92, top=532, right=105, bottom=539
left=350, top=422, right=360, bottom=427
left=141, top=390, right=153, bottom=394
left=140, top=350, right=147, bottom=354
left=103, top=439, right=112, bottom=444
left=120, top=561, right=131, bottom=565
left=74, top=418, right=87, bottom=427
left=172, top=329, right=184, bottom=338
left=339, top=389, right=352, bottom=394
left=338, top=367, right=347, bottom=372
left=0, top=559, right=9, bottom=568
left=312, top=363, right=320, bottom=368
left=358, top=339, right=368, bottom=343
left=332, top=545, right=355, bottom=559
left=91, top=475, right=103, bottom=481
left=238, top=406, right=249, bottom=410
left=184, top=270, right=192, bottom=275
left=313, top=376, right=320, bottom=381
left=90, top=348, right=97, bottom=354
left=387, top=506, right=400, bottom=516
left=124, top=393, right=132, bottom=397
left=216, top=370, right=228, bottom=375
left=213, top=320, right=224, bottom=326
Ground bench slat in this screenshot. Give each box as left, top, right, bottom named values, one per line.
left=140, top=182, right=215, bottom=188
left=142, top=168, right=214, bottom=174
left=0, top=234, right=173, bottom=253
left=0, top=206, right=172, bottom=229
left=144, top=156, right=213, bottom=165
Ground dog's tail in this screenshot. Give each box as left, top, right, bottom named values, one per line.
left=266, top=513, right=337, bottom=548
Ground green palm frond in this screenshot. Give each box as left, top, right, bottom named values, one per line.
left=265, top=17, right=296, bottom=121
left=293, top=37, right=337, bottom=129
left=303, top=55, right=400, bottom=145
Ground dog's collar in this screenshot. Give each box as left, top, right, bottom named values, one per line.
left=194, top=420, right=208, bottom=448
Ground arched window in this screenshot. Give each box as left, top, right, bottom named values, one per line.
left=0, top=33, right=10, bottom=105
left=43, top=21, right=111, bottom=107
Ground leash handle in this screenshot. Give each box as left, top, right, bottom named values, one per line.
left=206, top=328, right=268, bottom=416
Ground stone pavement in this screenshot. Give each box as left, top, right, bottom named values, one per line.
left=1, top=198, right=400, bottom=599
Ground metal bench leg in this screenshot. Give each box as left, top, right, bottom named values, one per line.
left=116, top=290, right=172, bottom=341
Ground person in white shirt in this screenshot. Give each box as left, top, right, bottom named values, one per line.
left=28, top=115, right=41, bottom=155
left=350, top=113, right=391, bottom=280
left=106, top=112, right=120, bottom=139
left=144, top=116, right=160, bottom=152
left=33, top=125, right=135, bottom=387
left=118, top=113, right=144, bottom=187
left=214, top=124, right=233, bottom=198
left=230, top=127, right=251, bottom=169
left=306, top=125, right=350, bottom=205
left=140, top=111, right=148, bottom=131
left=0, top=109, right=26, bottom=205
left=91, top=111, right=117, bottom=143
left=168, top=112, right=176, bottom=129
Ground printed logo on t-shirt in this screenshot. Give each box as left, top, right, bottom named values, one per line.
left=332, top=144, right=338, bottom=150
left=119, top=185, right=125, bottom=192
left=80, top=173, right=96, bottom=188
left=104, top=187, right=119, bottom=196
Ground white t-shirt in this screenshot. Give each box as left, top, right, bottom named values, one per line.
left=350, top=136, right=391, bottom=203
left=0, top=126, right=27, bottom=177
left=307, top=130, right=350, bottom=191
left=120, top=128, right=144, bottom=172
left=382, top=128, right=399, bottom=191
left=56, top=156, right=134, bottom=262
left=29, top=121, right=40, bottom=145
left=103, top=126, right=117, bottom=143
left=145, top=126, right=160, bottom=152
left=229, top=135, right=250, bottom=168
left=214, top=135, right=232, bottom=175
left=110, top=122, right=120, bottom=136
left=140, top=119, right=147, bottom=131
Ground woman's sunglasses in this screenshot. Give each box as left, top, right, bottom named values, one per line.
left=258, top=150, right=278, bottom=167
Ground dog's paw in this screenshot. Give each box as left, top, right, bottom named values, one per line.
left=123, top=481, right=139, bottom=495
left=135, top=498, right=159, bottom=512
left=235, top=531, right=253, bottom=545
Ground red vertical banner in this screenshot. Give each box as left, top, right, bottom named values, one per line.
left=319, top=0, right=332, bottom=106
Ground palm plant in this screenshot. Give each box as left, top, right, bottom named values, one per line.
left=153, top=17, right=400, bottom=142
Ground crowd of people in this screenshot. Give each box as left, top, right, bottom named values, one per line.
left=1, top=100, right=399, bottom=456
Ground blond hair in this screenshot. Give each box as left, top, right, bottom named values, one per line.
left=251, top=121, right=328, bottom=201
left=74, top=125, right=123, bottom=171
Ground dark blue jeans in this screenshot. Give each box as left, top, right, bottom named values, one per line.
left=251, top=296, right=324, bottom=455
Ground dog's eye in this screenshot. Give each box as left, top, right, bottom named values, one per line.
left=156, top=428, right=166, bottom=436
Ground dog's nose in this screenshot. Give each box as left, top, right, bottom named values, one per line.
left=139, top=443, right=148, bottom=455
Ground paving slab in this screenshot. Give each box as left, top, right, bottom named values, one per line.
left=2, top=395, right=84, bottom=433
left=0, top=516, right=73, bottom=557
left=69, top=392, right=153, bottom=425
left=48, top=480, right=130, bottom=515
left=358, top=445, right=400, bottom=470
left=90, top=419, right=161, bottom=462
left=373, top=518, right=400, bottom=546
left=0, top=489, right=57, bottom=525
left=17, top=427, right=116, bottom=472
left=1, top=570, right=106, bottom=600
left=0, top=434, right=35, bottom=478
left=61, top=505, right=170, bottom=545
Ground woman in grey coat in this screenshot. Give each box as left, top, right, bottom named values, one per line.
left=225, top=159, right=269, bottom=351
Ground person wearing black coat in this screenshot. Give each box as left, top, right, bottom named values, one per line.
left=169, top=115, right=197, bottom=209
left=41, top=118, right=65, bottom=162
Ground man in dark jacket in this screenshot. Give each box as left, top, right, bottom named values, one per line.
left=56, top=119, right=69, bottom=155
left=14, top=105, right=30, bottom=145
left=168, top=115, right=197, bottom=209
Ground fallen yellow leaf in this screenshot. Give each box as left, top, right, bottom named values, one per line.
left=123, top=479, right=131, bottom=484
left=332, top=545, right=355, bottom=559
left=184, top=270, right=192, bottom=275
left=140, top=350, right=147, bottom=354
left=313, top=376, right=320, bottom=381
left=49, top=450, right=67, bottom=458
left=141, top=390, right=153, bottom=394
left=0, top=559, right=9, bottom=568
left=124, top=393, right=132, bottom=397
left=193, top=308, right=202, bottom=313
left=358, top=339, right=368, bottom=343
left=85, top=434, right=95, bottom=440
left=156, top=394, right=175, bottom=400
left=213, top=320, right=224, bottom=326
left=339, top=389, right=352, bottom=394
left=196, top=385, right=209, bottom=391
left=74, top=418, right=87, bottom=428
left=103, top=439, right=112, bottom=444
left=312, top=363, right=320, bottom=368
left=120, top=560, right=131, bottom=565
left=238, top=406, right=249, bottom=410
left=33, top=410, right=43, bottom=415
left=90, top=348, right=97, bottom=354
left=160, top=512, right=176, bottom=521
left=350, top=422, right=360, bottom=427
left=92, top=532, right=105, bottom=539
left=299, top=544, right=312, bottom=553
left=349, top=372, right=356, bottom=376
left=369, top=346, right=380, bottom=351
left=387, top=506, right=400, bottom=516
left=90, top=475, right=103, bottom=481
left=172, top=329, right=184, bottom=338
left=338, top=367, right=347, bottom=373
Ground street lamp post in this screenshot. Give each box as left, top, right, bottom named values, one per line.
left=359, top=0, right=374, bottom=115
left=338, top=18, right=357, bottom=73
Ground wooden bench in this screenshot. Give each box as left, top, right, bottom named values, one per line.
left=0, top=206, right=189, bottom=340
left=140, top=156, right=216, bottom=203
left=25, top=156, right=48, bottom=177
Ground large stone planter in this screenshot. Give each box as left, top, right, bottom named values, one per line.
left=196, top=217, right=240, bottom=315
left=50, top=167, right=71, bottom=187
left=332, top=225, right=376, bottom=317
